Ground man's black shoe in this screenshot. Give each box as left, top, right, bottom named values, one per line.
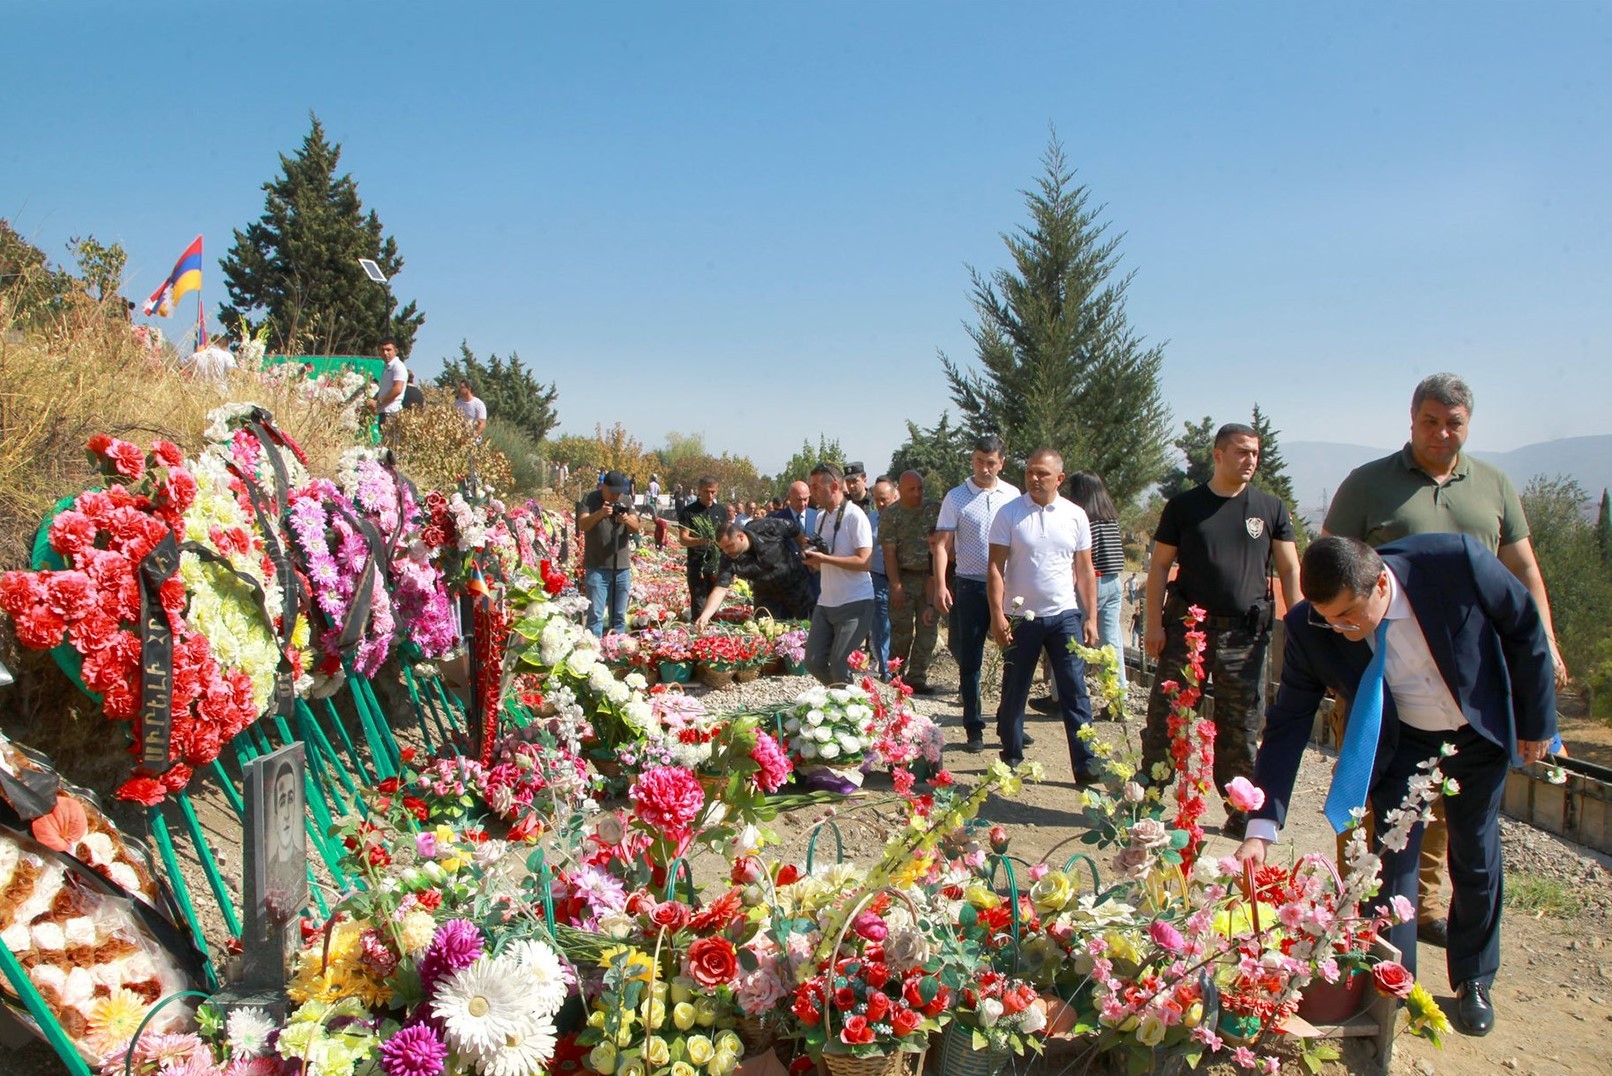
left=1074, top=771, right=1105, bottom=787
left=1022, top=732, right=1036, bottom=747
left=1028, top=695, right=1058, bottom=714
left=1417, top=917, right=1449, bottom=948
left=1454, top=980, right=1494, bottom=1036
left=964, top=736, right=985, bottom=754
left=1222, top=812, right=1248, bottom=841
left=909, top=683, right=940, bottom=696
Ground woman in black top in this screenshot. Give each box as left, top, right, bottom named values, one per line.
left=1069, top=471, right=1129, bottom=694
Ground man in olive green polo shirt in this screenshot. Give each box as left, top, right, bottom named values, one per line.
left=1324, top=371, right=1567, bottom=951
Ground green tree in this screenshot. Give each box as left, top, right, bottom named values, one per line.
left=1597, top=489, right=1611, bottom=566
left=437, top=341, right=560, bottom=443
left=886, top=412, right=970, bottom=495
left=0, top=220, right=75, bottom=327
left=1158, top=415, right=1216, bottom=500
left=1250, top=403, right=1308, bottom=545
left=1520, top=475, right=1612, bottom=686
left=68, top=236, right=126, bottom=304
left=219, top=114, right=423, bottom=355
left=776, top=435, right=844, bottom=490
left=942, top=135, right=1171, bottom=507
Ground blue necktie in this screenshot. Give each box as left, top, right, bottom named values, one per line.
left=1323, top=618, right=1391, bottom=834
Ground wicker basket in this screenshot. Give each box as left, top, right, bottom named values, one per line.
left=820, top=1050, right=911, bottom=1076
left=696, top=664, right=737, bottom=689
left=738, top=1014, right=778, bottom=1058
left=935, top=1024, right=1009, bottom=1076
left=735, top=665, right=761, bottom=683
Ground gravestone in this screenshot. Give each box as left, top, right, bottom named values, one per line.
left=237, top=743, right=307, bottom=992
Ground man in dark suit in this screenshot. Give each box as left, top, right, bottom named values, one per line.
left=1235, top=534, right=1555, bottom=1037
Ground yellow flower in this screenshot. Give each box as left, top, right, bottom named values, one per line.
left=85, top=988, right=149, bottom=1054
left=964, top=883, right=1002, bottom=910
left=1135, top=1012, right=1167, bottom=1046
left=673, top=1002, right=697, bottom=1031
left=892, top=853, right=932, bottom=889
left=640, top=998, right=667, bottom=1029
left=434, top=824, right=455, bottom=845
left=693, top=997, right=718, bottom=1027
left=1102, top=929, right=1142, bottom=966
left=599, top=945, right=656, bottom=982
left=1405, top=982, right=1452, bottom=1043
left=399, top=911, right=436, bottom=955
left=714, top=1030, right=742, bottom=1056
left=686, top=1034, right=716, bottom=1065
left=589, top=1042, right=619, bottom=1074
left=670, top=1063, right=698, bottom=1076
left=644, top=1036, right=671, bottom=1066
left=1029, top=871, right=1075, bottom=913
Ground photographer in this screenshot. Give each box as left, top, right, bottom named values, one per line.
left=1140, top=423, right=1301, bottom=837
left=579, top=470, right=641, bottom=635
left=802, top=461, right=875, bottom=685
left=692, top=518, right=815, bottom=629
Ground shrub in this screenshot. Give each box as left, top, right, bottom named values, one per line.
left=384, top=391, right=513, bottom=495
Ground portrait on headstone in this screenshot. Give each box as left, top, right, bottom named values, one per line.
left=244, top=743, right=307, bottom=936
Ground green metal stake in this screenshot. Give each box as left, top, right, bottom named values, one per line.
left=146, top=806, right=219, bottom=990
left=174, top=792, right=242, bottom=939
left=320, top=696, right=375, bottom=786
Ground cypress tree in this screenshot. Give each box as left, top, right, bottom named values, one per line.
left=219, top=114, right=423, bottom=355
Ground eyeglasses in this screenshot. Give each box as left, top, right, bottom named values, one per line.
left=1307, top=595, right=1369, bottom=633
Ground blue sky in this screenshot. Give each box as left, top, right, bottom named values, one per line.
left=6, top=2, right=1609, bottom=479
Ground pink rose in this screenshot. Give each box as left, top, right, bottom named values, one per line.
left=1224, top=776, right=1266, bottom=813
left=1371, top=961, right=1414, bottom=999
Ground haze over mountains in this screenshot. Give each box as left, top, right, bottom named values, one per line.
left=1282, top=436, right=1612, bottom=526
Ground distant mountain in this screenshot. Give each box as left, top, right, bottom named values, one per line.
left=1282, top=436, right=1612, bottom=526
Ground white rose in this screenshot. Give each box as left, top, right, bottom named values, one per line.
left=818, top=742, right=841, bottom=761
left=978, top=997, right=1003, bottom=1027
left=566, top=649, right=596, bottom=676
left=800, top=742, right=819, bottom=760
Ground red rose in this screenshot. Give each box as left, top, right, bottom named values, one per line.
left=686, top=936, right=738, bottom=988
left=833, top=986, right=858, bottom=1012
left=648, top=900, right=691, bottom=932
left=730, top=857, right=764, bottom=885
left=903, top=978, right=925, bottom=1010
left=377, top=777, right=401, bottom=795
left=774, top=864, right=802, bottom=886
left=890, top=1008, right=921, bottom=1037
left=924, top=985, right=950, bottom=1017
left=400, top=747, right=417, bottom=764
left=863, top=962, right=889, bottom=990
left=625, top=891, right=656, bottom=916
left=1371, top=961, right=1414, bottom=999
left=417, top=889, right=443, bottom=911
left=839, top=1014, right=875, bottom=1046
left=792, top=994, right=822, bottom=1027
left=865, top=990, right=890, bottom=1023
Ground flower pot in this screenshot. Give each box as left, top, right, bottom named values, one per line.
left=936, top=1024, right=1009, bottom=1076
left=798, top=764, right=865, bottom=795
left=657, top=660, right=693, bottom=684
left=762, top=656, right=784, bottom=675
left=1296, top=967, right=1369, bottom=1024
left=784, top=658, right=809, bottom=676
left=696, top=664, right=737, bottom=689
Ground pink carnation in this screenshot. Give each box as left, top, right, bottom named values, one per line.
left=630, top=766, right=705, bottom=838
left=749, top=732, right=793, bottom=793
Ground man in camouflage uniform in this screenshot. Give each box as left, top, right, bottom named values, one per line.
left=880, top=470, right=942, bottom=694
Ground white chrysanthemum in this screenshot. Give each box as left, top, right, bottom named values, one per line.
left=508, top=939, right=574, bottom=1014
left=434, top=955, right=545, bottom=1062
left=226, top=1007, right=276, bottom=1058
left=478, top=1012, right=558, bottom=1076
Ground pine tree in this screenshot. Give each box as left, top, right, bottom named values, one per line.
left=436, top=342, right=560, bottom=443
left=219, top=114, right=423, bottom=355
left=1598, top=489, right=1612, bottom=566
left=887, top=412, right=971, bottom=494
left=1250, top=403, right=1308, bottom=545
left=942, top=135, right=1171, bottom=507
left=1158, top=416, right=1216, bottom=500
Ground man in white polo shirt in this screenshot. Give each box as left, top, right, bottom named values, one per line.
left=933, top=435, right=1019, bottom=751
left=987, top=448, right=1101, bottom=780
left=802, top=461, right=875, bottom=685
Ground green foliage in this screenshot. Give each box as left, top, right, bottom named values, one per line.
left=1519, top=476, right=1612, bottom=694
left=0, top=220, right=76, bottom=327
left=942, top=135, right=1171, bottom=508
left=219, top=113, right=424, bottom=355
left=68, top=235, right=126, bottom=304
left=1597, top=489, right=1611, bottom=566
left=1158, top=415, right=1215, bottom=501
left=887, top=412, right=970, bottom=495
left=436, top=341, right=560, bottom=443
left=479, top=415, right=546, bottom=497
left=776, top=434, right=844, bottom=490
left=1505, top=870, right=1589, bottom=918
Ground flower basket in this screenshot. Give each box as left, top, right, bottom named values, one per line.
left=820, top=1051, right=911, bottom=1076
left=658, top=659, right=694, bottom=684
left=762, top=656, right=784, bottom=675
left=735, top=665, right=762, bottom=683
left=935, top=1024, right=1009, bottom=1076
left=739, top=1014, right=780, bottom=1058
left=1296, top=968, right=1369, bottom=1024
left=798, top=764, right=864, bottom=794
left=697, top=663, right=737, bottom=690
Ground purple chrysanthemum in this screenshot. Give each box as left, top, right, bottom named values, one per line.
left=379, top=1022, right=448, bottom=1076
left=417, top=918, right=484, bottom=995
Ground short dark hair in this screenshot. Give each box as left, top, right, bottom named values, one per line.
left=810, top=461, right=843, bottom=483
left=716, top=522, right=746, bottom=541
left=1411, top=372, right=1473, bottom=415
left=1214, top=423, right=1258, bottom=449
left=1067, top=470, right=1118, bottom=522
left=697, top=475, right=719, bottom=489
left=380, top=337, right=398, bottom=349
left=1300, top=537, right=1383, bottom=605
left=972, top=434, right=1006, bottom=458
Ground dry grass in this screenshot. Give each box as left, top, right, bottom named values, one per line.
left=0, top=296, right=368, bottom=572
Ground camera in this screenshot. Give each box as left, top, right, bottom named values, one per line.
left=610, top=501, right=633, bottom=518
left=802, top=534, right=830, bottom=556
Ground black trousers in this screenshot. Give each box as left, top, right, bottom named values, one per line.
left=1371, top=723, right=1508, bottom=988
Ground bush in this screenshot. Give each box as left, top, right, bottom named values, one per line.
left=481, top=415, right=545, bottom=498
left=384, top=391, right=514, bottom=495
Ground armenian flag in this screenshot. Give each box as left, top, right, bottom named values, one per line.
left=142, top=236, right=203, bottom=317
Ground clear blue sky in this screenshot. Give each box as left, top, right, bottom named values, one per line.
left=6, top=2, right=1609, bottom=479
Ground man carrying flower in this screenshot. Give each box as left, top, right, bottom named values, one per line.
left=986, top=448, right=1102, bottom=782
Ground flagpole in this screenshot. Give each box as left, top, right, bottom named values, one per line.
left=196, top=236, right=207, bottom=346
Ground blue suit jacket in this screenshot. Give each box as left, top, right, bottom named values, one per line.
left=1251, top=532, right=1556, bottom=829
